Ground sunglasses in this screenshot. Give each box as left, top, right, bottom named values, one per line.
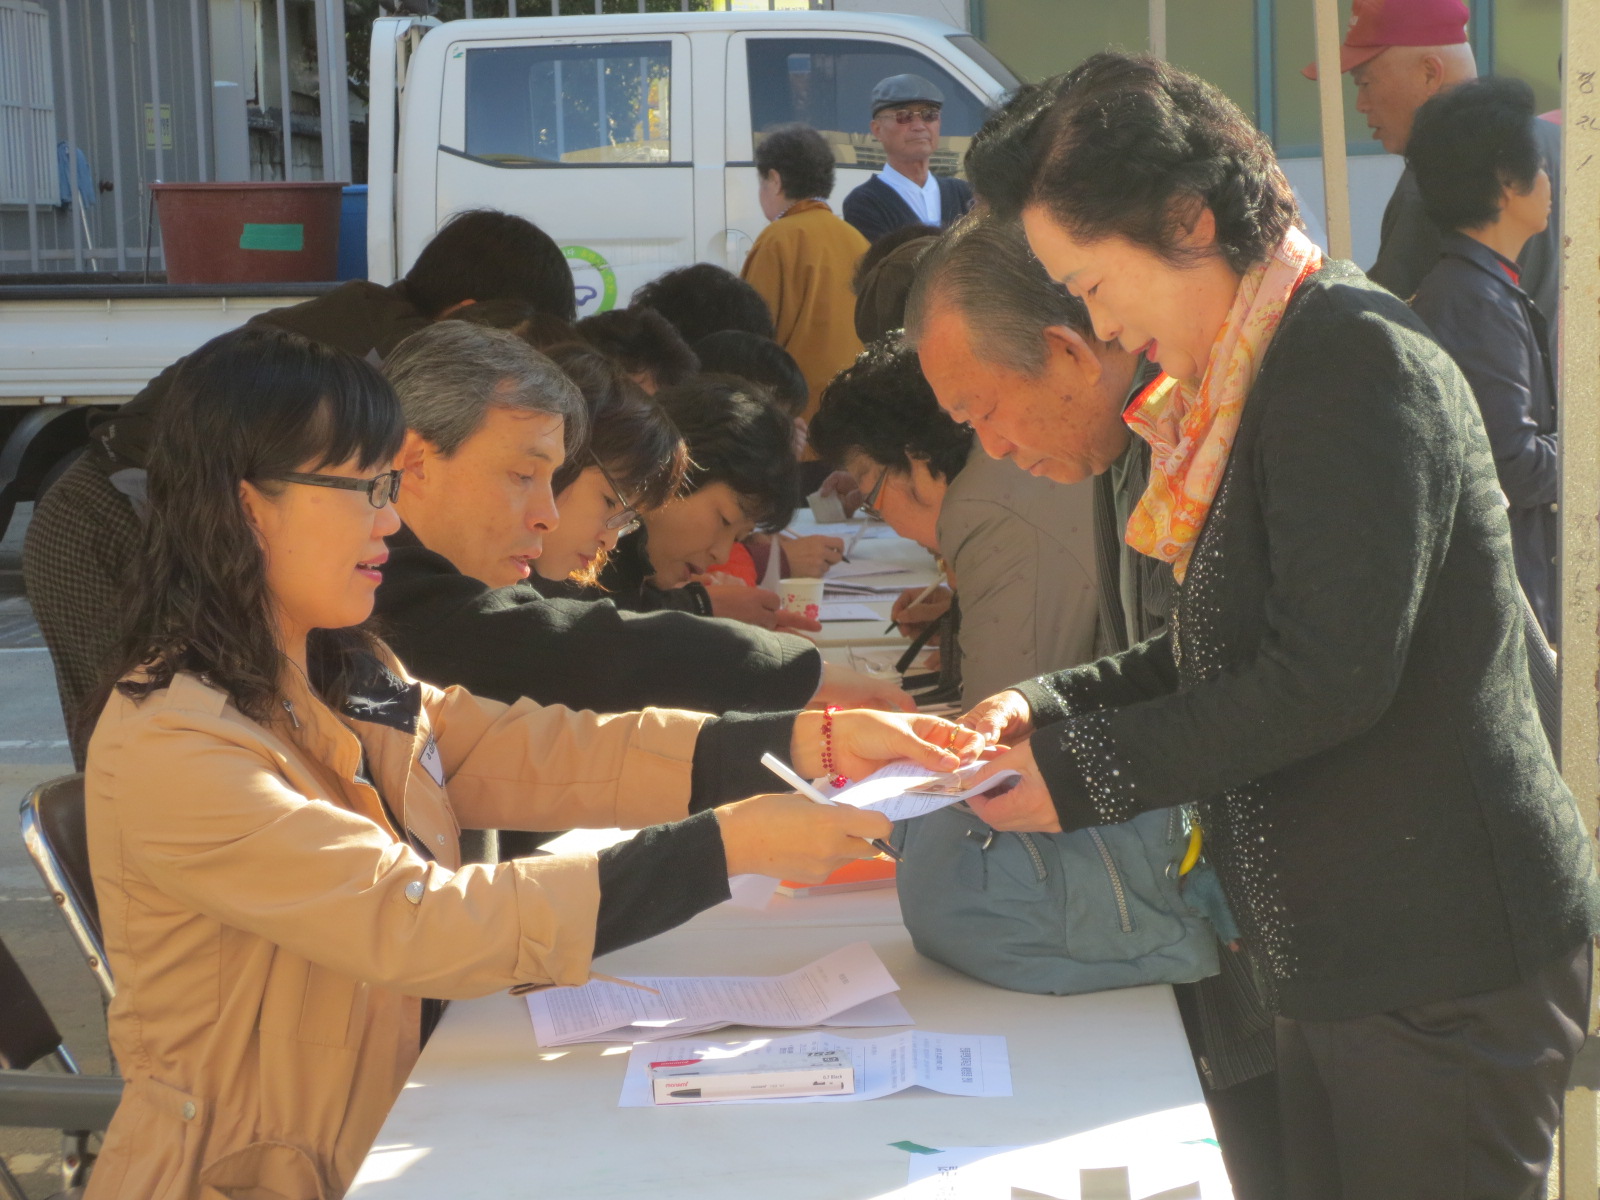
left=592, top=454, right=642, bottom=536
left=879, top=106, right=942, bottom=125
left=272, top=468, right=404, bottom=509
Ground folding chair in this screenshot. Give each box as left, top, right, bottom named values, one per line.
left=20, top=775, right=113, bottom=999
left=0, top=936, right=121, bottom=1200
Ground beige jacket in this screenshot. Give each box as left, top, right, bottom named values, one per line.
left=84, top=659, right=708, bottom=1199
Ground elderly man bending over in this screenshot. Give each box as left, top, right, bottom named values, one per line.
left=903, top=212, right=1281, bottom=1200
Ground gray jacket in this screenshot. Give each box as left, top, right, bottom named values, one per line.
left=936, top=446, right=1099, bottom=705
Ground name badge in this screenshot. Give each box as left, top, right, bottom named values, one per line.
left=419, top=736, right=445, bottom=787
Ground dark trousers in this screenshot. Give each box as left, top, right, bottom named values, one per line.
left=1173, top=973, right=1284, bottom=1200
left=1277, top=941, right=1591, bottom=1200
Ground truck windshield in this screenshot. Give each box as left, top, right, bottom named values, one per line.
left=947, top=35, right=1021, bottom=93
left=745, top=37, right=994, bottom=180
left=466, top=41, right=673, bottom=166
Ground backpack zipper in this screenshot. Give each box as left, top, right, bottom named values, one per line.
left=1087, top=828, right=1134, bottom=933
left=1013, top=832, right=1048, bottom=882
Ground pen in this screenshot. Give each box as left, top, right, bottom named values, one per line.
left=759, top=752, right=903, bottom=862
left=884, top=574, right=945, bottom=635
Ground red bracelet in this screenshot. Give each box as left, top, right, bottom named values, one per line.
left=821, top=705, right=850, bottom=789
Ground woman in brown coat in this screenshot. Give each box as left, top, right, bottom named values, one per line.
left=83, top=326, right=977, bottom=1198
left=740, top=123, right=870, bottom=417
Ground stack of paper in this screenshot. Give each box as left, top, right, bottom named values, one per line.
left=525, top=942, right=912, bottom=1047
left=619, top=1030, right=1012, bottom=1107
left=818, top=602, right=883, bottom=622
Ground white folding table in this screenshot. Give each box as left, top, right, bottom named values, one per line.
left=349, top=885, right=1220, bottom=1199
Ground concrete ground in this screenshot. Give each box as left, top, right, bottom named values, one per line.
left=0, top=503, right=110, bottom=1199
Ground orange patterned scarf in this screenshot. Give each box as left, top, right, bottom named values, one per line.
left=1124, top=227, right=1323, bottom=582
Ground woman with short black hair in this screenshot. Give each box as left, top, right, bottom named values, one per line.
left=1408, top=76, right=1559, bottom=641
left=810, top=339, right=1100, bottom=703
left=741, top=123, right=870, bottom=416
left=962, top=52, right=1597, bottom=1198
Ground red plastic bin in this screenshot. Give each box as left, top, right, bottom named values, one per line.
left=153, top=181, right=346, bottom=284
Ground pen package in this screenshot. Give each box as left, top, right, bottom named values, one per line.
left=648, top=1049, right=854, bottom=1105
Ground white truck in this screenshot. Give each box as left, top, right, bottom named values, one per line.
left=0, top=9, right=1016, bottom=538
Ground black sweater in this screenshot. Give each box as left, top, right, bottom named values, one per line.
left=840, top=174, right=974, bottom=245
left=1018, top=263, right=1598, bottom=1022
left=373, top=527, right=819, bottom=715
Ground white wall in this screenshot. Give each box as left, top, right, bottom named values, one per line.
left=1280, top=152, right=1405, bottom=271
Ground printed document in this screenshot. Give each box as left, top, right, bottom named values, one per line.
left=526, top=941, right=902, bottom=1046
left=619, top=1030, right=1012, bottom=1107
left=823, top=761, right=1024, bottom=823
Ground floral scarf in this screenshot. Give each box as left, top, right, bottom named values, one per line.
left=1123, top=227, right=1324, bottom=582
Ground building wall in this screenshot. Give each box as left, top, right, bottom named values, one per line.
left=973, top=0, right=1562, bottom=150
left=0, top=0, right=211, bottom=271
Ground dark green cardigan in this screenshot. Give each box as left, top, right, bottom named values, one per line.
left=1019, top=262, right=1598, bottom=1022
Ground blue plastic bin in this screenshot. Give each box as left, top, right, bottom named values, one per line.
left=337, top=185, right=368, bottom=281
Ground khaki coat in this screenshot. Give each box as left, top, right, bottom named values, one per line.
left=739, top=199, right=869, bottom=418
left=84, top=659, right=707, bottom=1199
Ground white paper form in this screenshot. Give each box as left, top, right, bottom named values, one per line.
left=822, top=761, right=1024, bottom=823
left=618, top=1031, right=1012, bottom=1107
left=805, top=521, right=902, bottom=541
left=526, top=941, right=900, bottom=1047
left=819, top=602, right=884, bottom=622
left=618, top=991, right=914, bottom=1044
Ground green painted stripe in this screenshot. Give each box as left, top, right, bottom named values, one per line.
left=239, top=222, right=304, bottom=252
left=888, top=1140, right=941, bottom=1155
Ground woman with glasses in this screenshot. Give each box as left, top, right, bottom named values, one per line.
left=532, top=343, right=680, bottom=587
left=82, top=325, right=981, bottom=1200
left=809, top=339, right=1101, bottom=704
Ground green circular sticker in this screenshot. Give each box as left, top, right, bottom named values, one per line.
left=562, top=244, right=617, bottom=315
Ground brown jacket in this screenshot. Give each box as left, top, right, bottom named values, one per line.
left=740, top=200, right=868, bottom=417
left=85, top=659, right=708, bottom=1199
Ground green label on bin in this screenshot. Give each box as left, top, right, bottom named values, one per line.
left=239, top=222, right=304, bottom=252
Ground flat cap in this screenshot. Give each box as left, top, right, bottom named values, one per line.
left=871, top=73, right=944, bottom=113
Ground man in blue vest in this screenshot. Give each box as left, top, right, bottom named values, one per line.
left=842, top=74, right=974, bottom=245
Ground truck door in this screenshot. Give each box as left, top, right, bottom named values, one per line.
left=722, top=33, right=995, bottom=272
left=436, top=33, right=692, bottom=317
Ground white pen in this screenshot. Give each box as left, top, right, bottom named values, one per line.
left=843, top=509, right=872, bottom=559
left=884, top=571, right=946, bottom=634
left=759, top=752, right=902, bottom=862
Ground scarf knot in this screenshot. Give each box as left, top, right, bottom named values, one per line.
left=1124, top=227, right=1323, bottom=581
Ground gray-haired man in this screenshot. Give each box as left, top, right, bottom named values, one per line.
left=904, top=213, right=1282, bottom=1200
left=371, top=323, right=904, bottom=829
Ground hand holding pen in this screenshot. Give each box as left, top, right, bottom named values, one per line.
left=761, top=753, right=903, bottom=862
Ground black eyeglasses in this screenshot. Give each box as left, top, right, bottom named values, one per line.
left=858, top=468, right=889, bottom=522
left=591, top=455, right=642, bottom=536
left=272, top=468, right=404, bottom=509
left=881, top=106, right=941, bottom=125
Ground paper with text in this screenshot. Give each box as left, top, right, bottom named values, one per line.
left=618, top=1030, right=1011, bottom=1107
left=823, top=761, right=1024, bottom=823
left=526, top=941, right=900, bottom=1047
